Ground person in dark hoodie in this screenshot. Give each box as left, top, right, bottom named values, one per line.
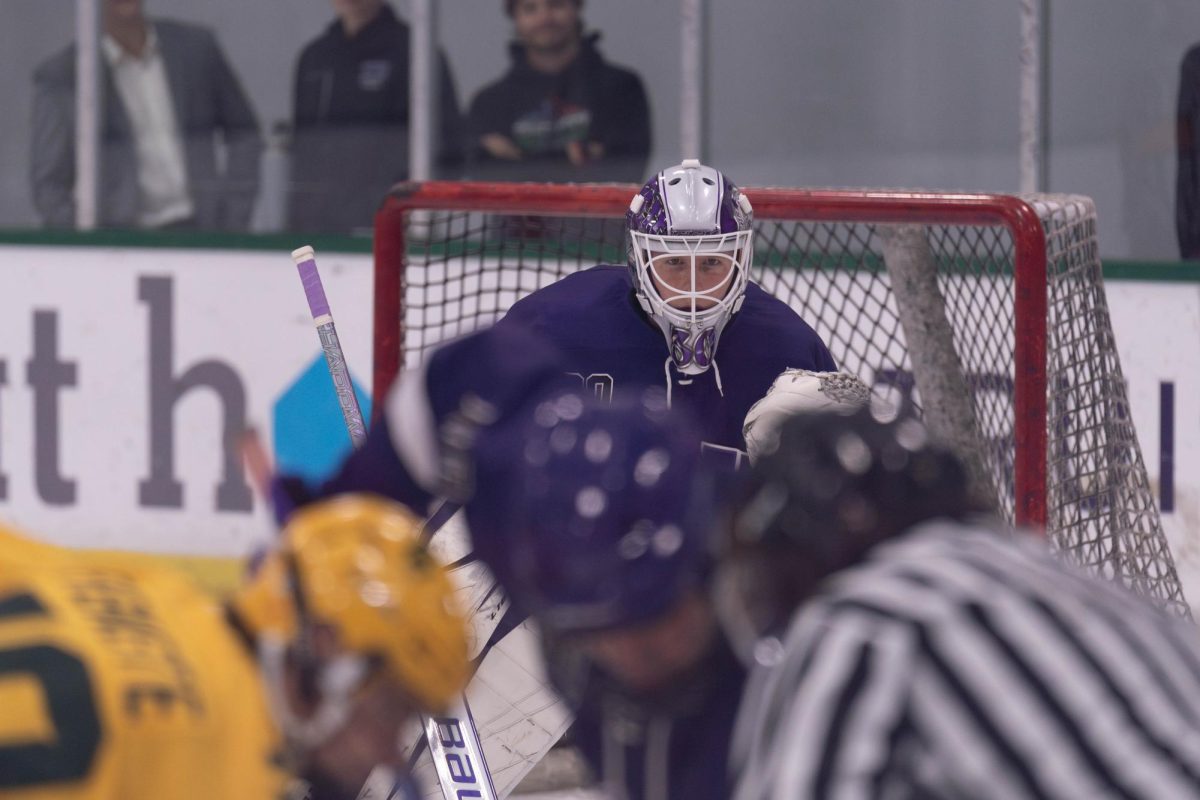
left=467, top=0, right=651, bottom=183
left=288, top=0, right=464, bottom=234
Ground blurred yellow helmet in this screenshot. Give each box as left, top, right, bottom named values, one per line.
left=234, top=495, right=470, bottom=714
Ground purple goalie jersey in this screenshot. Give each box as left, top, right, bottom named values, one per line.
left=498, top=265, right=836, bottom=463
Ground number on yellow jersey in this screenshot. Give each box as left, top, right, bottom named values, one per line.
left=0, top=537, right=291, bottom=800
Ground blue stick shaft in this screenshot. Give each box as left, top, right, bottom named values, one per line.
left=315, top=320, right=367, bottom=447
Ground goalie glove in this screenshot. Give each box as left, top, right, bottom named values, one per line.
left=742, top=369, right=872, bottom=464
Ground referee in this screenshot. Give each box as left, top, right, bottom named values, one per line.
left=718, top=407, right=1200, bottom=799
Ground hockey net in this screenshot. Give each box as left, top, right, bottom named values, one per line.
left=373, top=181, right=1189, bottom=618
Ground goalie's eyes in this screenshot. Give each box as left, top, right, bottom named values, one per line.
left=655, top=256, right=731, bottom=271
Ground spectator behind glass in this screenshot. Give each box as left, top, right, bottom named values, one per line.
left=467, top=0, right=651, bottom=183
left=288, top=0, right=464, bottom=235
left=31, top=0, right=262, bottom=231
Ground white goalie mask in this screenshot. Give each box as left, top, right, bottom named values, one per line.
left=627, top=160, right=754, bottom=375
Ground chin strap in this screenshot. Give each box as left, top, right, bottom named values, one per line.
left=662, top=357, right=674, bottom=408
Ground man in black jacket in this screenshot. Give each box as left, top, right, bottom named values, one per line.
left=289, top=0, right=464, bottom=235
left=467, top=0, right=651, bottom=183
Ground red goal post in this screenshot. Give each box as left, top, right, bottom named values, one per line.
left=372, top=180, right=1188, bottom=617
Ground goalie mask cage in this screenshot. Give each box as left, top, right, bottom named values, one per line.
left=373, top=181, right=1189, bottom=617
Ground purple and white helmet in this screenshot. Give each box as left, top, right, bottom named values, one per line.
left=627, top=160, right=754, bottom=376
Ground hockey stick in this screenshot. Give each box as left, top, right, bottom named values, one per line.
left=292, top=246, right=368, bottom=447
left=291, top=245, right=500, bottom=800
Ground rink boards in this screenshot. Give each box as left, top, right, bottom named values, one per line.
left=0, top=243, right=1196, bottom=599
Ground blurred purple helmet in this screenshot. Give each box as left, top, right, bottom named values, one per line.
left=626, top=160, right=754, bottom=376
left=512, top=388, right=714, bottom=635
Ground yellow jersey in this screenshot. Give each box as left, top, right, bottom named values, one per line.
left=0, top=532, right=292, bottom=800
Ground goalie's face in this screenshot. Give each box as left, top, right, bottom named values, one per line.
left=648, top=250, right=737, bottom=311
left=632, top=229, right=751, bottom=320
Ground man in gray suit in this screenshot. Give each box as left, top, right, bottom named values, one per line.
left=31, top=0, right=262, bottom=231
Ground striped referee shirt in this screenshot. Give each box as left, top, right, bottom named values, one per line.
left=730, top=518, right=1200, bottom=800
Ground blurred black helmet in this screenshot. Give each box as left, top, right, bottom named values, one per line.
left=734, top=407, right=974, bottom=553
left=716, top=407, right=979, bottom=660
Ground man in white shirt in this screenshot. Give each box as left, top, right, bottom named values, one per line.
left=101, top=25, right=193, bottom=229
left=32, top=0, right=262, bottom=231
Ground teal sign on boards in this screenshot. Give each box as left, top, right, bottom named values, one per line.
left=273, top=355, right=371, bottom=485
